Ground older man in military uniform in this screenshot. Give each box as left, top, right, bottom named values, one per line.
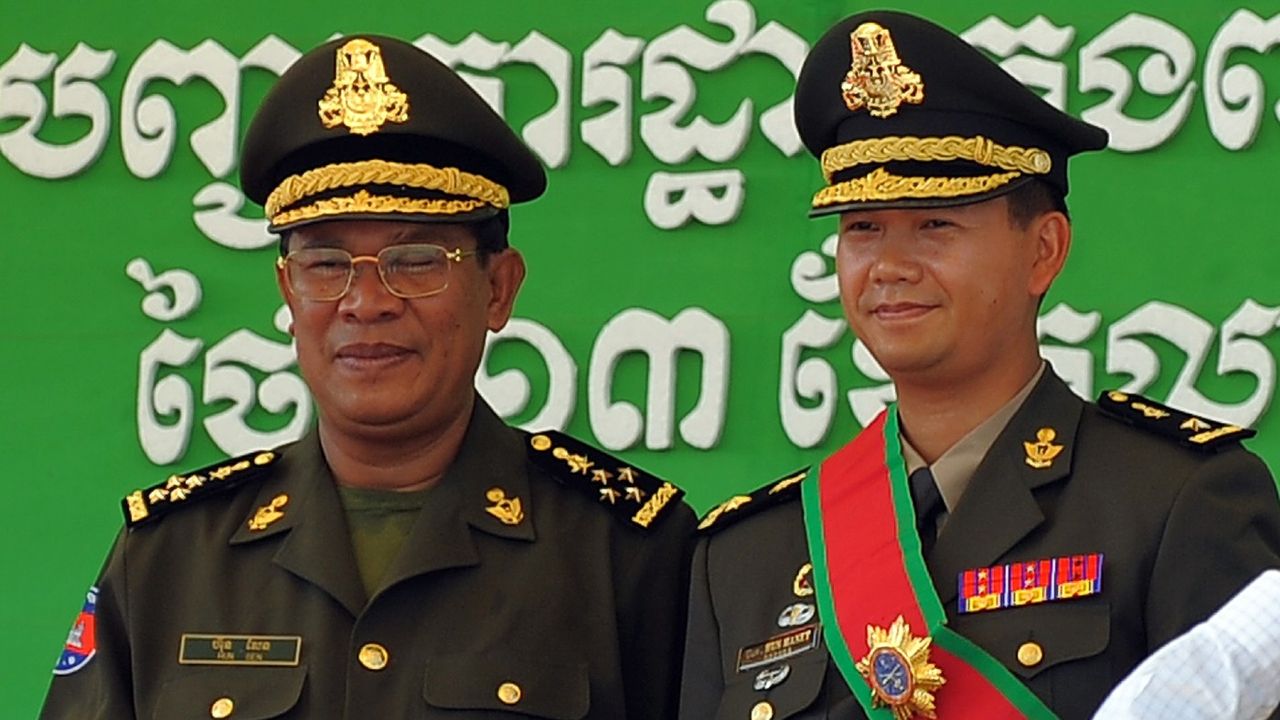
left=680, top=11, right=1280, bottom=720
left=41, top=35, right=694, bottom=719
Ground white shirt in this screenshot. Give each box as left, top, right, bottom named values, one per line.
left=1093, top=569, right=1280, bottom=720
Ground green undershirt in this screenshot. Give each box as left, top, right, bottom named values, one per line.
left=336, top=484, right=432, bottom=599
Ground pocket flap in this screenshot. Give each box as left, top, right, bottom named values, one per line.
left=423, top=653, right=589, bottom=719
left=980, top=600, right=1111, bottom=679
left=715, top=653, right=828, bottom=720
left=153, top=665, right=306, bottom=720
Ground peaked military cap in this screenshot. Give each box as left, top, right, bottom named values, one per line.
left=795, top=10, right=1108, bottom=216
left=241, top=35, right=547, bottom=231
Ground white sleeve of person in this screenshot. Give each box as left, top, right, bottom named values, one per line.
left=1093, top=569, right=1280, bottom=720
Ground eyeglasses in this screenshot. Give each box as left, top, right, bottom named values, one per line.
left=276, top=244, right=477, bottom=301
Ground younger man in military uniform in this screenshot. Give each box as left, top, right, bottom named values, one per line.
left=42, top=36, right=694, bottom=719
left=680, top=11, right=1280, bottom=720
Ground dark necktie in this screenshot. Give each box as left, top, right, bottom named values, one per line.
left=909, top=467, right=944, bottom=557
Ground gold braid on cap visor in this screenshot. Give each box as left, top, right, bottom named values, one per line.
left=813, top=135, right=1052, bottom=208
left=265, top=159, right=510, bottom=226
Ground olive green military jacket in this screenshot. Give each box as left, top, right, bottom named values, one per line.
left=42, top=399, right=695, bottom=720
left=679, top=371, right=1280, bottom=720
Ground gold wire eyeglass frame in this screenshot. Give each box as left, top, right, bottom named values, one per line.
left=275, top=244, right=477, bottom=301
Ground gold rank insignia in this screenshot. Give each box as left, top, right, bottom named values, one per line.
left=794, top=562, right=815, bottom=598
left=1097, top=389, right=1255, bottom=451
left=122, top=450, right=281, bottom=527
left=697, top=467, right=810, bottom=533
left=248, top=494, right=289, bottom=531
left=856, top=616, right=945, bottom=720
left=841, top=22, right=924, bottom=118
left=485, top=488, right=525, bottom=526
left=525, top=430, right=685, bottom=531
left=318, top=38, right=410, bottom=136
left=1023, top=427, right=1063, bottom=469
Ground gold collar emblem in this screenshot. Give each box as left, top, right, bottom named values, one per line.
left=856, top=616, right=945, bottom=719
left=318, top=38, right=410, bottom=136
left=841, top=22, right=924, bottom=118
left=485, top=488, right=525, bottom=526
left=1024, top=427, right=1064, bottom=469
left=248, top=494, right=289, bottom=531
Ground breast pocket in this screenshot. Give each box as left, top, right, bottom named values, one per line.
left=152, top=665, right=306, bottom=720
left=715, top=653, right=829, bottom=720
left=957, top=599, right=1111, bottom=714
left=422, top=653, right=589, bottom=719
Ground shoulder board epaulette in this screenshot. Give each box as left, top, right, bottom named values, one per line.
left=697, top=467, right=810, bottom=533
left=121, top=450, right=282, bottom=528
left=525, top=430, right=685, bottom=531
left=1097, top=390, right=1255, bottom=451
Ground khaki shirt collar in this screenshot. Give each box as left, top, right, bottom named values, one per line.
left=901, top=361, right=1046, bottom=511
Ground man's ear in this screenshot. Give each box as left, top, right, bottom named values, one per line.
left=1028, top=210, right=1071, bottom=297
left=274, top=258, right=297, bottom=335
left=485, top=248, right=526, bottom=332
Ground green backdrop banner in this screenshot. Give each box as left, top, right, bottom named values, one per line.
left=5, top=1, right=1280, bottom=714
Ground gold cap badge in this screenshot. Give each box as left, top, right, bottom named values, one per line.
left=485, top=488, right=525, bottom=526
left=841, top=22, right=924, bottom=118
left=318, top=38, right=410, bottom=136
left=1024, top=428, right=1064, bottom=469
left=856, top=616, right=945, bottom=719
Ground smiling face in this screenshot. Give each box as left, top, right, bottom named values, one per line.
left=278, top=219, right=525, bottom=441
left=836, top=195, right=1069, bottom=388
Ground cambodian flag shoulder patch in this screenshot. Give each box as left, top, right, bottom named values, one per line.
left=53, top=587, right=98, bottom=675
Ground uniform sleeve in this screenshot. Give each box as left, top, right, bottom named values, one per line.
left=617, top=505, right=696, bottom=720
left=1146, top=447, right=1280, bottom=649
left=679, top=535, right=725, bottom=720
left=1095, top=569, right=1280, bottom=720
left=39, top=530, right=136, bottom=720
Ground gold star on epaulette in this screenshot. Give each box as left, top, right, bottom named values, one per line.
left=122, top=450, right=282, bottom=528
left=1098, top=390, right=1255, bottom=452
left=525, top=430, right=686, bottom=531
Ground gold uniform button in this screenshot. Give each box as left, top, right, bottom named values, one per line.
left=751, top=700, right=774, bottom=720
left=358, top=643, right=389, bottom=671
left=497, top=682, right=522, bottom=705
left=210, top=697, right=234, bottom=718
left=1017, top=641, right=1044, bottom=667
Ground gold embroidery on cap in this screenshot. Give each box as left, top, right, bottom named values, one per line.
left=272, top=190, right=489, bottom=227
left=266, top=159, right=509, bottom=220
left=318, top=38, right=410, bottom=136
left=812, top=167, right=1021, bottom=208
left=821, top=136, right=1051, bottom=183
left=841, top=22, right=924, bottom=118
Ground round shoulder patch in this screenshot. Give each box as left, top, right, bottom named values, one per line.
left=53, top=586, right=98, bottom=676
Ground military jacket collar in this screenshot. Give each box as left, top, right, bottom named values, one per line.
left=928, top=369, right=1083, bottom=604
left=228, top=397, right=536, bottom=615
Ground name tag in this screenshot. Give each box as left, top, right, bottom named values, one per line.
left=736, top=624, right=821, bottom=672
left=179, top=634, right=302, bottom=666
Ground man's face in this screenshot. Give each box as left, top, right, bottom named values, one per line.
left=277, top=219, right=525, bottom=438
left=835, top=195, right=1066, bottom=386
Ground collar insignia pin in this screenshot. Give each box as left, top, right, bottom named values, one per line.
left=485, top=488, right=525, bottom=526
left=1024, top=427, right=1063, bottom=469
left=248, top=494, right=288, bottom=531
